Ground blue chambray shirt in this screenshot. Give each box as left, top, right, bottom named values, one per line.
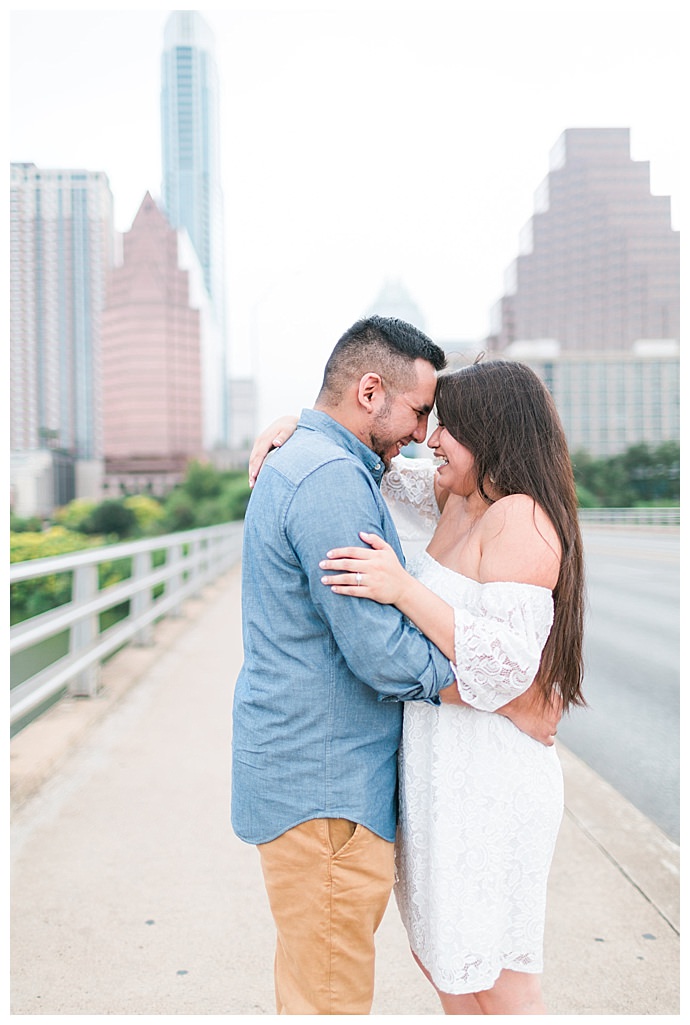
left=231, top=409, right=456, bottom=845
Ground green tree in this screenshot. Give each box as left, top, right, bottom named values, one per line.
left=621, top=442, right=680, bottom=502
left=163, top=490, right=198, bottom=532
left=83, top=500, right=137, bottom=539
left=574, top=483, right=600, bottom=509
left=183, top=460, right=223, bottom=500
left=571, top=442, right=680, bottom=507
left=221, top=473, right=252, bottom=520
left=161, top=465, right=251, bottom=530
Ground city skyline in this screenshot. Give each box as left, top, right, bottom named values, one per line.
left=9, top=2, right=681, bottom=426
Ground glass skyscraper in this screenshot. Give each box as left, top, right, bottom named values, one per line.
left=10, top=163, right=114, bottom=512
left=161, top=10, right=227, bottom=440
left=10, top=162, right=115, bottom=514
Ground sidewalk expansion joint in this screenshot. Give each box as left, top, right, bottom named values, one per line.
left=562, top=806, right=680, bottom=937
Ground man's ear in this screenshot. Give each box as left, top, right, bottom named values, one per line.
left=357, top=372, right=384, bottom=410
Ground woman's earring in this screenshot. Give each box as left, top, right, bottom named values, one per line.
left=489, top=473, right=496, bottom=484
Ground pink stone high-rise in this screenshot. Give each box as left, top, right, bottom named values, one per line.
left=101, top=194, right=220, bottom=494
left=489, top=128, right=679, bottom=352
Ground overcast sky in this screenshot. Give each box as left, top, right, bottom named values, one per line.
left=9, top=1, right=682, bottom=426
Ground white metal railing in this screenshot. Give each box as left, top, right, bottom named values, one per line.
left=578, top=507, right=679, bottom=526
left=10, top=522, right=244, bottom=727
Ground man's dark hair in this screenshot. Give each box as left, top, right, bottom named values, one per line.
left=317, top=316, right=447, bottom=404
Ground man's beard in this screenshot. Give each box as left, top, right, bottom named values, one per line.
left=368, top=398, right=397, bottom=468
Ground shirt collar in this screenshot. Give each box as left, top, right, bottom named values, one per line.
left=298, top=408, right=386, bottom=485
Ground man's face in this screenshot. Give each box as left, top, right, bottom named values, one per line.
left=368, top=358, right=438, bottom=468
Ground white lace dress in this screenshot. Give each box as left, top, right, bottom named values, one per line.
left=382, top=457, right=563, bottom=995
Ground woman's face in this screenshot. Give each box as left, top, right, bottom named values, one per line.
left=427, top=423, right=477, bottom=496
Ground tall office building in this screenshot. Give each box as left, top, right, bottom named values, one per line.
left=489, top=128, right=679, bottom=352
left=10, top=162, right=114, bottom=515
left=101, top=194, right=225, bottom=495
left=160, top=10, right=228, bottom=440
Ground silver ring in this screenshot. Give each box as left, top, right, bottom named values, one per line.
left=356, top=572, right=362, bottom=586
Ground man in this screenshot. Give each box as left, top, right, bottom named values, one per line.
left=232, top=316, right=556, bottom=1015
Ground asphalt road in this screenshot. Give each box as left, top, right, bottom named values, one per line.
left=557, top=526, right=680, bottom=843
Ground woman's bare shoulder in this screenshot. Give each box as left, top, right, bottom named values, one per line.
left=479, top=494, right=561, bottom=588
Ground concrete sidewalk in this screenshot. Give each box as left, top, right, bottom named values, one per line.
left=10, top=564, right=680, bottom=1016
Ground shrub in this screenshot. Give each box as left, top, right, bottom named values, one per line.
left=10, top=527, right=104, bottom=622
left=54, top=498, right=98, bottom=532
left=123, top=494, right=166, bottom=533
left=9, top=513, right=44, bottom=533
left=82, top=500, right=137, bottom=539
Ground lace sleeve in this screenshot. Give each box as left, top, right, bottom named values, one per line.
left=452, top=584, right=554, bottom=711
left=381, top=457, right=440, bottom=554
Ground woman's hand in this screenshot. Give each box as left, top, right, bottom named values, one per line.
left=324, top=533, right=457, bottom=660
left=248, top=415, right=298, bottom=487
left=320, top=532, right=409, bottom=605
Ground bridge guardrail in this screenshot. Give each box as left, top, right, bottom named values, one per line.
left=10, top=509, right=678, bottom=729
left=578, top=507, right=679, bottom=526
left=10, top=521, right=244, bottom=728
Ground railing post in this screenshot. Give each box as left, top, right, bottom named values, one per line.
left=69, top=563, right=101, bottom=697
left=189, top=538, right=202, bottom=591
left=211, top=532, right=222, bottom=576
left=132, top=551, right=154, bottom=646
left=197, top=536, right=209, bottom=586
left=168, top=543, right=185, bottom=617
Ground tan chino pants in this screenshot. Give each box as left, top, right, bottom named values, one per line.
left=257, top=818, right=395, bottom=1014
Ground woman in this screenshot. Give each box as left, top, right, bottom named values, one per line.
left=251, top=359, right=585, bottom=1014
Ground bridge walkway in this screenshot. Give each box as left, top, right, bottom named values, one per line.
left=10, top=563, right=680, bottom=1015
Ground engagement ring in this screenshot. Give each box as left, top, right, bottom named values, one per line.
left=356, top=573, right=362, bottom=586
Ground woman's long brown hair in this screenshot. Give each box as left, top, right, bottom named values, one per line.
left=435, top=360, right=586, bottom=710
